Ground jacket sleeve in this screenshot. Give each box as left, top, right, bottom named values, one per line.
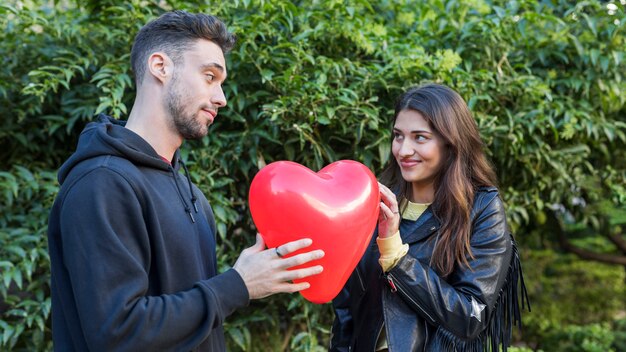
left=387, top=193, right=527, bottom=349
left=330, top=277, right=354, bottom=351
left=58, top=168, right=248, bottom=351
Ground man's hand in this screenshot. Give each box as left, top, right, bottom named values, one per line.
left=233, top=234, right=325, bottom=299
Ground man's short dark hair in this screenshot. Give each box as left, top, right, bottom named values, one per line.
left=130, top=11, right=236, bottom=86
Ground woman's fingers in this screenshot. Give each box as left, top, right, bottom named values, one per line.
left=377, top=183, right=401, bottom=238
left=379, top=201, right=393, bottom=218
left=378, top=182, right=399, bottom=211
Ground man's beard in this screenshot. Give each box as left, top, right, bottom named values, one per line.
left=165, top=77, right=208, bottom=140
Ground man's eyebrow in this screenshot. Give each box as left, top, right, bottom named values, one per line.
left=201, top=62, right=225, bottom=73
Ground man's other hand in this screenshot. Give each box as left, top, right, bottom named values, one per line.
left=233, top=234, right=325, bottom=299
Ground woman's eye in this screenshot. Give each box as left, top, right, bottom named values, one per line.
left=206, top=74, right=215, bottom=82
left=416, top=135, right=427, bottom=141
left=393, top=133, right=403, bottom=140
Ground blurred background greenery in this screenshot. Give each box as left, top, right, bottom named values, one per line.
left=1, top=0, right=625, bottom=351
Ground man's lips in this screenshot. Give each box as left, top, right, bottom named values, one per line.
left=202, top=108, right=217, bottom=122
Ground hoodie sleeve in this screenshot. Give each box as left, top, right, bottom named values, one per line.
left=58, top=167, right=248, bottom=351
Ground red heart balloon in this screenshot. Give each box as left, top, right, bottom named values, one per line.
left=249, top=160, right=379, bottom=304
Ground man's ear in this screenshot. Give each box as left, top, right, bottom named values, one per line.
left=147, top=52, right=174, bottom=85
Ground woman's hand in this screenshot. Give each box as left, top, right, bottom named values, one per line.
left=378, top=183, right=400, bottom=238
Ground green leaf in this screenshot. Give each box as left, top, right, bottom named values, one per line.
left=260, top=69, right=274, bottom=83
left=12, top=269, right=23, bottom=290
left=228, top=328, right=247, bottom=350
left=2, top=323, right=14, bottom=345
left=493, top=6, right=506, bottom=19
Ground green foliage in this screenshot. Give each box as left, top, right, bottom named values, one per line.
left=0, top=166, right=56, bottom=350
left=613, top=318, right=626, bottom=352
left=1, top=0, right=625, bottom=350
left=521, top=249, right=625, bottom=349
left=509, top=348, right=534, bottom=352
left=540, top=323, right=616, bottom=352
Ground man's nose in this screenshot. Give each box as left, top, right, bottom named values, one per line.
left=211, top=85, right=227, bottom=107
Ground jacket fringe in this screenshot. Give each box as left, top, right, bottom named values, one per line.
left=431, top=239, right=530, bottom=352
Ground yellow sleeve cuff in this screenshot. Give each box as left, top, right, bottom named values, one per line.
left=377, top=231, right=409, bottom=272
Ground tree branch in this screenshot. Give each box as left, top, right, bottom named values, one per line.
left=606, top=231, right=626, bottom=253
left=554, top=221, right=626, bottom=265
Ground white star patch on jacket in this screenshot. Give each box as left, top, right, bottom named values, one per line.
left=470, top=296, right=486, bottom=322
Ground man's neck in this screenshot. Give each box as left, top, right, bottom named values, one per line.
left=125, top=91, right=182, bottom=161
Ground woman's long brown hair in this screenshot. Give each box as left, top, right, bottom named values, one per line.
left=379, top=84, right=498, bottom=276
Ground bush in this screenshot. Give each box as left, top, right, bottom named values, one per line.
left=0, top=166, right=56, bottom=350
left=612, top=318, right=626, bottom=352
left=520, top=248, right=625, bottom=349
left=540, top=323, right=615, bottom=352
left=509, top=347, right=536, bottom=352
left=1, top=0, right=625, bottom=350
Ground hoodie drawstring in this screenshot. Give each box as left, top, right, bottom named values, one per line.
left=179, top=159, right=199, bottom=214
left=169, top=161, right=197, bottom=223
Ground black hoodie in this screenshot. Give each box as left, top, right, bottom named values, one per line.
left=47, top=115, right=249, bottom=351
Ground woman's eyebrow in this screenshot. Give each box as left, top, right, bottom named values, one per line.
left=393, top=127, right=432, bottom=134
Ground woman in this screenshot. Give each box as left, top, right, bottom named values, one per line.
left=331, top=84, right=529, bottom=351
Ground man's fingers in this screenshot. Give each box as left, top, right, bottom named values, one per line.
left=279, top=281, right=311, bottom=293
left=254, top=233, right=266, bottom=248
left=244, top=233, right=266, bottom=255
left=278, top=265, right=324, bottom=282
left=280, top=238, right=313, bottom=255
left=279, top=250, right=325, bottom=269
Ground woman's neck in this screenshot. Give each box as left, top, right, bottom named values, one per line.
left=409, top=181, right=435, bottom=203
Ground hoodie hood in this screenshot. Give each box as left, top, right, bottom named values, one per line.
left=58, top=114, right=199, bottom=223
left=59, top=114, right=176, bottom=185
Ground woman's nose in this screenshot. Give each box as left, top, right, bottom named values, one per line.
left=398, top=140, right=415, bottom=157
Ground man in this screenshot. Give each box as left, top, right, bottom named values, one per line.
left=47, top=11, right=324, bottom=351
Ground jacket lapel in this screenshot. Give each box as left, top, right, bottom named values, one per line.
left=401, top=210, right=440, bottom=244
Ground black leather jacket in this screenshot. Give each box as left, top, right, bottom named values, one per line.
left=331, top=187, right=529, bottom=351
